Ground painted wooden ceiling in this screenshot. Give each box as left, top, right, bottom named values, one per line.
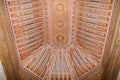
left=5, top=0, right=114, bottom=80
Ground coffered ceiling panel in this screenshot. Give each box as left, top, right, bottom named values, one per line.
left=5, top=0, right=114, bottom=80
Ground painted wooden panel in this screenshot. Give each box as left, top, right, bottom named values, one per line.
left=1, top=0, right=118, bottom=80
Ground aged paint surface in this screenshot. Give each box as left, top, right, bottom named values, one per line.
left=50, top=0, right=71, bottom=47
left=4, top=0, right=115, bottom=80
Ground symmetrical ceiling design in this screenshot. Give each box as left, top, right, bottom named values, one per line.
left=49, top=0, right=71, bottom=47
left=5, top=0, right=114, bottom=80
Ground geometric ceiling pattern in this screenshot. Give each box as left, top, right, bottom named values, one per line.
left=5, top=0, right=114, bottom=80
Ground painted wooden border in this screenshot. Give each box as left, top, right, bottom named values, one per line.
left=0, top=0, right=20, bottom=80
left=101, top=0, right=120, bottom=80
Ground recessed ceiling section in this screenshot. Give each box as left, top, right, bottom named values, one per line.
left=48, top=0, right=73, bottom=48
left=5, top=0, right=114, bottom=80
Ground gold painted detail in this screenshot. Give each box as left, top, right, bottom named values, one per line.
left=56, top=35, right=64, bottom=42
left=57, top=4, right=64, bottom=11
left=57, top=20, right=64, bottom=28
left=50, top=0, right=70, bottom=46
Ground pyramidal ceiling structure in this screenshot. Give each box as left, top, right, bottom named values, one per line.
left=5, top=0, right=114, bottom=80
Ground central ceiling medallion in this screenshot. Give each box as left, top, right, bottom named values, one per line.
left=57, top=20, right=64, bottom=28
left=57, top=4, right=64, bottom=11
left=50, top=0, right=71, bottom=47
left=56, top=35, right=64, bottom=42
